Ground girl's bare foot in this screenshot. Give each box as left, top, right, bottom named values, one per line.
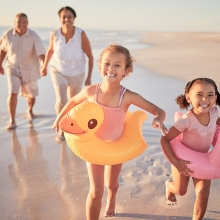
left=104, top=198, right=116, bottom=217
left=165, top=179, right=177, bottom=206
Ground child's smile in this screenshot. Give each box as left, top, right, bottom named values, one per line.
left=106, top=72, right=116, bottom=78
left=199, top=103, right=209, bottom=109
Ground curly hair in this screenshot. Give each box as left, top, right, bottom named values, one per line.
left=98, top=44, right=135, bottom=75
left=176, top=78, right=220, bottom=110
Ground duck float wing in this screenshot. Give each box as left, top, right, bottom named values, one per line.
left=59, top=102, right=148, bottom=165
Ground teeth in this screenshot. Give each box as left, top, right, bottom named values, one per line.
left=200, top=104, right=208, bottom=108
left=106, top=73, right=116, bottom=77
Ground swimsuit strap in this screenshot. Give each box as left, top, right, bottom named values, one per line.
left=95, top=84, right=126, bottom=108
left=118, top=86, right=126, bottom=108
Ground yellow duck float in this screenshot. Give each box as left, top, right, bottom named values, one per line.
left=59, top=102, right=148, bottom=165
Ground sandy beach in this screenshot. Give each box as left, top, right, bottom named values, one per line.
left=134, top=32, right=220, bottom=86
left=0, top=32, right=220, bottom=220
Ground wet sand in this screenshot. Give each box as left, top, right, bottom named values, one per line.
left=0, top=32, right=220, bottom=220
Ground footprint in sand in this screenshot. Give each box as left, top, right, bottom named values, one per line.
left=131, top=170, right=142, bottom=182
left=129, top=185, right=141, bottom=198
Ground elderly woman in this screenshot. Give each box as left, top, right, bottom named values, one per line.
left=41, top=6, right=93, bottom=141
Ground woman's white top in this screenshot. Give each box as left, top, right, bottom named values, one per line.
left=50, top=26, right=86, bottom=76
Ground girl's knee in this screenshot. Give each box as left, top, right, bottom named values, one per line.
left=89, top=188, right=104, bottom=200
left=105, top=182, right=119, bottom=192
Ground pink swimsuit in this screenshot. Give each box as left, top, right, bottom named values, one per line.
left=94, top=84, right=126, bottom=142
left=174, top=107, right=218, bottom=153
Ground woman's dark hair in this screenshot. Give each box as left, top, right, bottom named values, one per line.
left=58, top=6, right=76, bottom=18
left=176, top=78, right=220, bottom=109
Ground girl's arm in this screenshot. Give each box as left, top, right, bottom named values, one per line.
left=81, top=31, right=93, bottom=86
left=161, top=126, right=192, bottom=176
left=52, top=86, right=89, bottom=132
left=41, top=32, right=54, bottom=76
left=127, top=91, right=167, bottom=135
left=217, top=117, right=220, bottom=126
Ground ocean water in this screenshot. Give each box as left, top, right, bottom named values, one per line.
left=0, top=26, right=151, bottom=53
left=0, top=26, right=151, bottom=78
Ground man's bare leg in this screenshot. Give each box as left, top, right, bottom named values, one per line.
left=6, top=93, right=17, bottom=129
left=26, top=97, right=36, bottom=119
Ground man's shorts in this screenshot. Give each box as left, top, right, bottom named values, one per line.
left=7, top=74, right=38, bottom=98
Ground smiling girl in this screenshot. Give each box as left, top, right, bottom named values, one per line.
left=52, top=44, right=168, bottom=220
left=161, top=78, right=220, bottom=219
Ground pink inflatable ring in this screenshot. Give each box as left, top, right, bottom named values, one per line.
left=163, top=113, right=220, bottom=180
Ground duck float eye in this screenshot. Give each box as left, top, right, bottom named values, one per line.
left=71, top=123, right=74, bottom=126
left=88, top=119, right=97, bottom=129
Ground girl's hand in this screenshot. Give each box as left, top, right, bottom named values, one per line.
left=175, top=159, right=193, bottom=176
left=152, top=118, right=169, bottom=136
left=52, top=120, right=60, bottom=132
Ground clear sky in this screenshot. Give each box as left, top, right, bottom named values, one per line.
left=0, top=0, right=220, bottom=32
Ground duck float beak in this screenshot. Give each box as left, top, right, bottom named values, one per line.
left=59, top=113, right=88, bottom=135
left=59, top=102, right=104, bottom=142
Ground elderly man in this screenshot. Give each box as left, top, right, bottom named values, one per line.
left=0, top=13, right=45, bottom=129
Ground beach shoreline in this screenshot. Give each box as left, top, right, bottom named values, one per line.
left=132, top=32, right=220, bottom=86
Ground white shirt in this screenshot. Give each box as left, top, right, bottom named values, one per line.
left=1, top=28, right=45, bottom=84
left=50, top=26, right=86, bottom=76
